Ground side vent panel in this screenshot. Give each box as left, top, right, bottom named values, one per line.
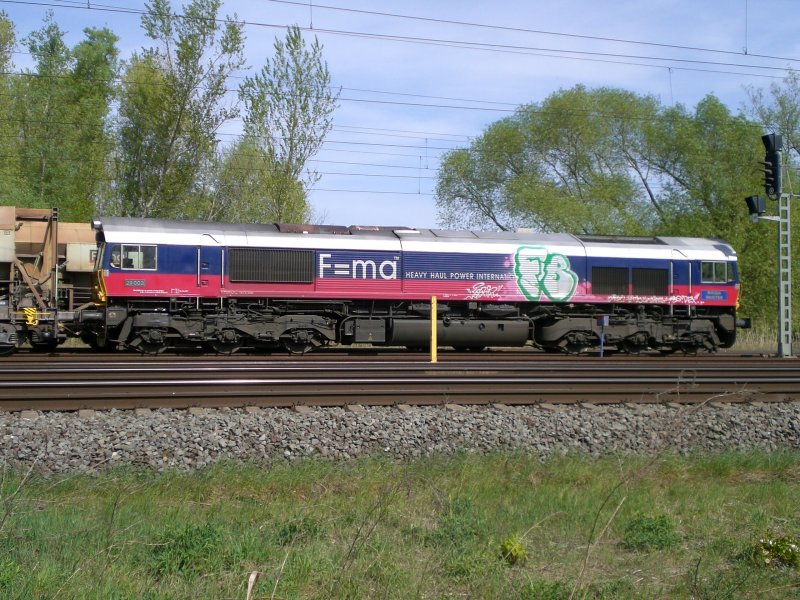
left=229, top=248, right=314, bottom=283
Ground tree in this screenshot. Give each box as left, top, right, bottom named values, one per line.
left=436, top=85, right=775, bottom=321
left=437, top=86, right=662, bottom=235
left=115, top=0, right=245, bottom=218
left=747, top=69, right=800, bottom=159
left=238, top=25, right=339, bottom=222
left=208, top=136, right=307, bottom=223
left=9, top=14, right=118, bottom=221
left=0, top=12, right=24, bottom=205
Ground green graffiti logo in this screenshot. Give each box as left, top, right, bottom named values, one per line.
left=514, top=246, right=578, bottom=302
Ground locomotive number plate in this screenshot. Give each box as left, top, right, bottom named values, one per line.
left=124, top=279, right=146, bottom=287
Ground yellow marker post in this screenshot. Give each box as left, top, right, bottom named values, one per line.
left=430, top=296, right=437, bottom=363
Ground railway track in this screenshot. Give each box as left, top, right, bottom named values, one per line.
left=1, top=351, right=798, bottom=411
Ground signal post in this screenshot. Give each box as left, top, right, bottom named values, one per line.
left=745, top=133, right=793, bottom=358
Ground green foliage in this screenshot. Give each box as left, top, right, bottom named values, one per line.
left=748, top=533, right=800, bottom=569
left=0, top=558, right=21, bottom=590
left=622, top=513, right=680, bottom=551
left=236, top=25, right=340, bottom=223
left=517, top=578, right=571, bottom=599
left=499, top=534, right=527, bottom=565
left=3, top=13, right=119, bottom=221
left=435, top=85, right=785, bottom=323
left=116, top=0, right=245, bottom=218
left=1, top=453, right=799, bottom=598
left=210, top=136, right=309, bottom=223
left=426, top=495, right=486, bottom=548
left=274, top=515, right=323, bottom=545
left=148, top=522, right=224, bottom=576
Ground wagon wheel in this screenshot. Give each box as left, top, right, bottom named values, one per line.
left=0, top=324, right=17, bottom=356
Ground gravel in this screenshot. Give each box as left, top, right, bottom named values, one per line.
left=1, top=402, right=799, bottom=473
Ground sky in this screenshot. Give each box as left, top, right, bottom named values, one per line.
left=1, top=0, right=800, bottom=228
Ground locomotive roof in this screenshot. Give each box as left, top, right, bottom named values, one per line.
left=93, top=217, right=579, bottom=244
left=92, top=216, right=734, bottom=257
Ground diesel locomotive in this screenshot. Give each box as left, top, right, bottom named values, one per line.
left=1, top=206, right=748, bottom=355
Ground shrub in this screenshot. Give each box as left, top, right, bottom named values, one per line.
left=622, top=513, right=679, bottom=551
left=499, top=535, right=527, bottom=565
left=748, top=533, right=800, bottom=569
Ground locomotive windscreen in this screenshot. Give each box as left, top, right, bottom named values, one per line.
left=228, top=248, right=314, bottom=283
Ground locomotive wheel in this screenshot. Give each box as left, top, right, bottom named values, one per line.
left=208, top=340, right=241, bottom=355
left=281, top=329, right=323, bottom=355
left=618, top=340, right=643, bottom=355
left=130, top=330, right=168, bottom=354
left=561, top=342, right=589, bottom=355
left=0, top=343, right=16, bottom=356
left=30, top=341, right=59, bottom=353
left=208, top=329, right=241, bottom=355
left=132, top=339, right=167, bottom=354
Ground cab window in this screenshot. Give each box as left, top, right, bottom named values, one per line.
left=110, top=244, right=157, bottom=270
left=700, top=261, right=731, bottom=283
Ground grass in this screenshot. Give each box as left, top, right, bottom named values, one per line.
left=727, top=325, right=799, bottom=354
left=0, top=452, right=798, bottom=599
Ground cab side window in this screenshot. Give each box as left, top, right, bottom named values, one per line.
left=700, top=261, right=731, bottom=283
left=109, top=245, right=121, bottom=268
left=119, top=245, right=158, bottom=270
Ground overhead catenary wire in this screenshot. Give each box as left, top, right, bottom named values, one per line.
left=0, top=0, right=788, bottom=208
left=0, top=0, right=795, bottom=79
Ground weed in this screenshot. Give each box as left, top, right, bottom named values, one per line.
left=748, top=533, right=800, bottom=569
left=149, top=522, right=224, bottom=576
left=426, top=495, right=486, bottom=548
left=0, top=558, right=21, bottom=590
left=499, top=534, right=527, bottom=565
left=622, top=513, right=680, bottom=551
left=517, top=577, right=571, bottom=600
left=274, top=515, right=323, bottom=546
left=685, top=558, right=752, bottom=600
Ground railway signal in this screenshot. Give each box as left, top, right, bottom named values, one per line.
left=746, top=132, right=792, bottom=358
left=760, top=133, right=782, bottom=199
left=744, top=195, right=766, bottom=223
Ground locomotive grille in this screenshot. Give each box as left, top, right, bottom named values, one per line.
left=632, top=268, right=669, bottom=296
left=229, top=248, right=314, bottom=283
left=591, top=266, right=628, bottom=295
